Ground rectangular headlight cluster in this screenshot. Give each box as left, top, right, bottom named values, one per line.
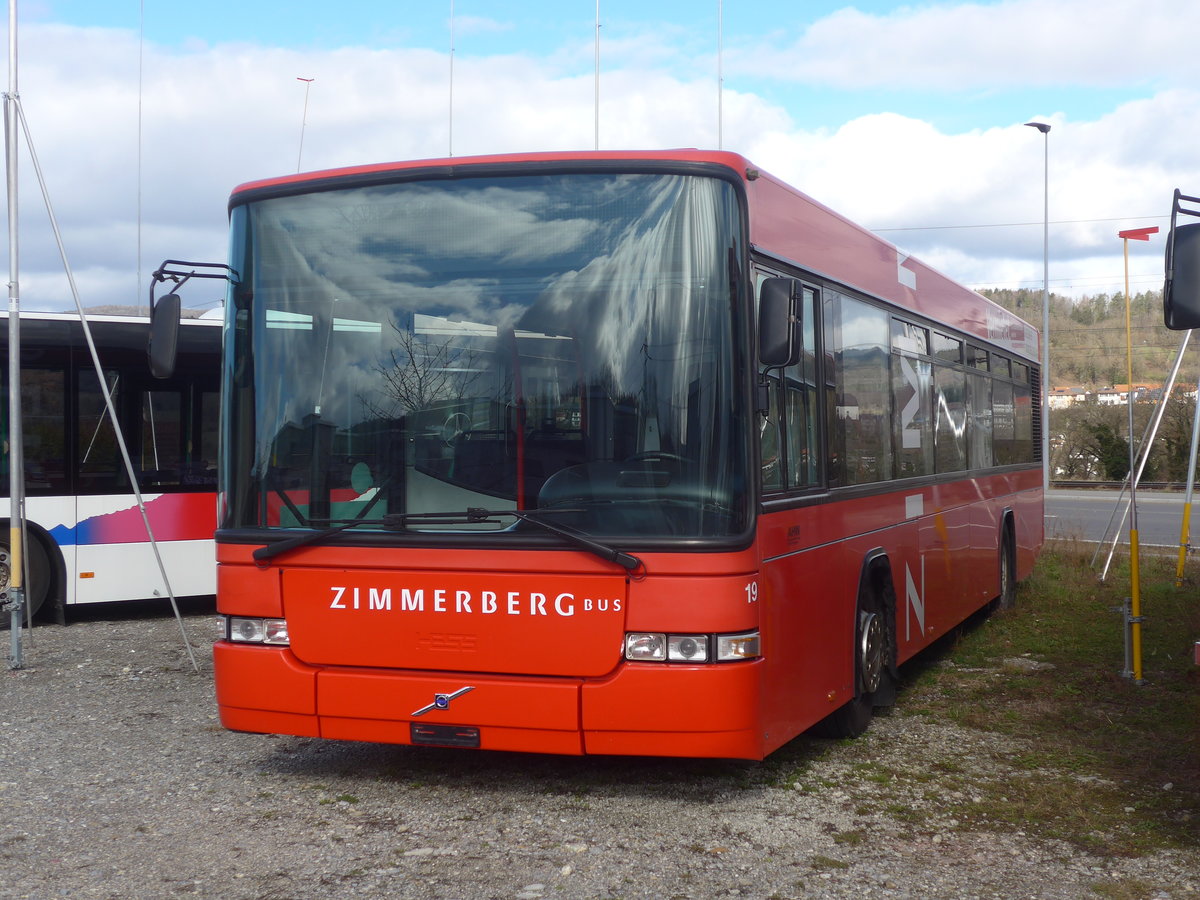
left=624, top=631, right=759, bottom=663
left=223, top=615, right=290, bottom=646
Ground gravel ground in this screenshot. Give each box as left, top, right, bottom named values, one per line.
left=2, top=602, right=1197, bottom=900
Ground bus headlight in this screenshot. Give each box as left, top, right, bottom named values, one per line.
left=624, top=632, right=666, bottom=661
left=224, top=616, right=290, bottom=646
left=624, top=631, right=758, bottom=663
left=668, top=634, right=709, bottom=662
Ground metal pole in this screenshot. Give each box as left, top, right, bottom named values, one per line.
left=1177, top=369, right=1200, bottom=587
left=1040, top=131, right=1050, bottom=488
left=296, top=77, right=314, bottom=173
left=1023, top=122, right=1051, bottom=488
left=6, top=0, right=26, bottom=669
left=717, top=0, right=723, bottom=150
left=1096, top=329, right=1189, bottom=580
left=1123, top=235, right=1143, bottom=684
left=594, top=0, right=600, bottom=150
left=448, top=0, right=454, bottom=157
left=13, top=101, right=198, bottom=671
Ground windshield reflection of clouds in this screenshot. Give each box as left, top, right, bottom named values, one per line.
left=235, top=172, right=746, bottom=537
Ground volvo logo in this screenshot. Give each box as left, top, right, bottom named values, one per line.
left=411, top=686, right=475, bottom=717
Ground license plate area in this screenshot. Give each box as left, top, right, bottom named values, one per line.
left=410, top=722, right=481, bottom=749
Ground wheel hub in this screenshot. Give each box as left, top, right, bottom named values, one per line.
left=859, top=610, right=883, bottom=694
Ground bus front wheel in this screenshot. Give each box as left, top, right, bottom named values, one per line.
left=0, top=525, right=55, bottom=626
left=811, top=568, right=896, bottom=739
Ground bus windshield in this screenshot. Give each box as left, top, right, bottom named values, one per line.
left=222, top=170, right=749, bottom=541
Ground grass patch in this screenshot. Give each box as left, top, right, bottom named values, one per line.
left=764, top=544, right=1199, bottom=861
left=902, top=545, right=1200, bottom=855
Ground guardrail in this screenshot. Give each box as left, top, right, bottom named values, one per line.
left=1051, top=481, right=1193, bottom=491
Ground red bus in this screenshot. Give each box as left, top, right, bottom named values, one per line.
left=199, top=150, right=1042, bottom=759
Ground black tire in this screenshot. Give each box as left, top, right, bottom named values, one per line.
left=0, top=526, right=54, bottom=626
left=996, top=528, right=1016, bottom=611
left=811, top=570, right=896, bottom=739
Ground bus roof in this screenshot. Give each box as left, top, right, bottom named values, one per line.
left=230, top=149, right=1037, bottom=362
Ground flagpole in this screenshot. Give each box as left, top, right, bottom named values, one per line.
left=594, top=0, right=600, bottom=150
left=717, top=0, right=723, bottom=149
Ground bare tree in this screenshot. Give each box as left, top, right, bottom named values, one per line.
left=362, top=322, right=490, bottom=420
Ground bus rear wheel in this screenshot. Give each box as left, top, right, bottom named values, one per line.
left=996, top=530, right=1016, bottom=611
left=0, top=527, right=54, bottom=626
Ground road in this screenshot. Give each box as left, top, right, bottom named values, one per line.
left=1046, top=487, right=1199, bottom=548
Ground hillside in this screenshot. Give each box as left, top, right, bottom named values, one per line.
left=979, top=287, right=1197, bottom=391
left=980, top=288, right=1200, bottom=481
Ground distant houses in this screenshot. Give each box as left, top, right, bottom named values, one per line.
left=1048, top=386, right=1090, bottom=409
left=1047, top=383, right=1196, bottom=408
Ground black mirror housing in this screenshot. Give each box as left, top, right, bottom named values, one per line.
left=758, top=277, right=801, bottom=367
left=148, top=292, right=181, bottom=379
left=1165, top=220, right=1200, bottom=331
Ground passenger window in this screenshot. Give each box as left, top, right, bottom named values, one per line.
left=826, top=293, right=891, bottom=485
left=783, top=287, right=820, bottom=488
left=760, top=375, right=783, bottom=492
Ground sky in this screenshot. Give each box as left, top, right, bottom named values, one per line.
left=5, top=0, right=1198, bottom=314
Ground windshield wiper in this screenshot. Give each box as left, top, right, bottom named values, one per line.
left=252, top=507, right=642, bottom=572
left=251, top=517, right=394, bottom=562
left=436, top=508, right=643, bottom=573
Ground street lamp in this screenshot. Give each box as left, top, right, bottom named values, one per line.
left=1024, top=121, right=1051, bottom=489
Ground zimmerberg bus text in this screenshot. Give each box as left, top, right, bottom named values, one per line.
left=328, top=586, right=622, bottom=618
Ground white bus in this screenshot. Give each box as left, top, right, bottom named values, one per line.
left=2, top=311, right=220, bottom=620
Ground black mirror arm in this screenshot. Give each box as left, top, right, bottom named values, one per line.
left=150, top=260, right=240, bottom=294
left=755, top=367, right=782, bottom=415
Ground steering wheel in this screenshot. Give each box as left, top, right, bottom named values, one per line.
left=440, top=412, right=472, bottom=446
left=626, top=451, right=687, bottom=464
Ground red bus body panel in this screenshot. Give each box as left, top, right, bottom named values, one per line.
left=215, top=474, right=1040, bottom=759
left=215, top=150, right=1044, bottom=759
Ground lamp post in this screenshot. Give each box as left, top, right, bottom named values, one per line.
left=1024, top=121, right=1051, bottom=489
left=296, top=76, right=315, bottom=173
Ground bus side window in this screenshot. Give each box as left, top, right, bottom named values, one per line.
left=825, top=292, right=891, bottom=485
left=3, top=367, right=69, bottom=496
left=77, top=369, right=128, bottom=493
left=890, top=319, right=934, bottom=478
left=783, top=287, right=819, bottom=488
left=760, top=374, right=783, bottom=492
left=142, top=388, right=185, bottom=487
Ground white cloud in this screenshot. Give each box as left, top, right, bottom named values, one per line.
left=4, top=20, right=1195, bottom=313
left=731, top=0, right=1198, bottom=90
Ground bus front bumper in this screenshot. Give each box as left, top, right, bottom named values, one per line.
left=214, top=642, right=766, bottom=759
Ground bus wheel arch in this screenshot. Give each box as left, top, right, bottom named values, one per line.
left=811, top=550, right=897, bottom=738
left=0, top=519, right=64, bottom=625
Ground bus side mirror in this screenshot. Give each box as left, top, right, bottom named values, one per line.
left=1164, top=221, right=1200, bottom=330
left=758, top=277, right=801, bottom=367
left=148, top=291, right=181, bottom=379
